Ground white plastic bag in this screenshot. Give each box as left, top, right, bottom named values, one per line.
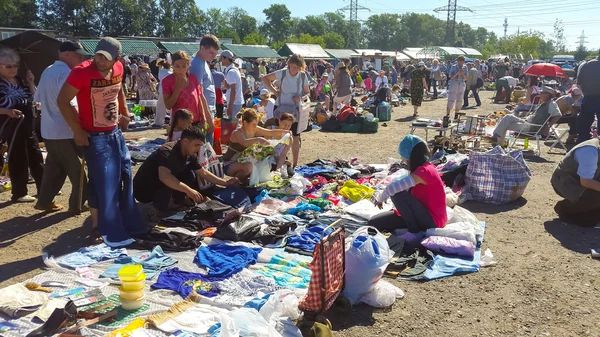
left=448, top=206, right=482, bottom=239
left=359, top=279, right=405, bottom=308
left=343, top=226, right=394, bottom=304
left=480, top=248, right=497, bottom=267
left=259, top=290, right=301, bottom=327
left=445, top=187, right=459, bottom=208
left=426, top=222, right=477, bottom=245
left=249, top=159, right=273, bottom=186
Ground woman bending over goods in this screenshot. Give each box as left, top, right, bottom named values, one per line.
left=369, top=135, right=447, bottom=234
left=222, top=109, right=291, bottom=185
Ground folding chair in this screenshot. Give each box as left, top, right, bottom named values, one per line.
left=508, top=114, right=554, bottom=155
left=547, top=123, right=570, bottom=153
left=524, top=95, right=541, bottom=115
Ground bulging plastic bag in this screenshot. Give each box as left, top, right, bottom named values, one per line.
left=259, top=289, right=301, bottom=326
left=448, top=206, right=482, bottom=239
left=359, top=279, right=405, bottom=308
left=249, top=159, right=274, bottom=186
left=445, top=187, right=459, bottom=208
left=426, top=222, right=477, bottom=245
left=343, top=226, right=394, bottom=304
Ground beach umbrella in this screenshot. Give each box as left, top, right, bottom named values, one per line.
left=523, top=63, right=567, bottom=78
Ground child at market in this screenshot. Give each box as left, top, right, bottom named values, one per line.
left=370, top=134, right=447, bottom=237
left=273, top=113, right=295, bottom=175
left=168, top=109, right=193, bottom=142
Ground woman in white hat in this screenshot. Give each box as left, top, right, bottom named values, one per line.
left=136, top=62, right=157, bottom=100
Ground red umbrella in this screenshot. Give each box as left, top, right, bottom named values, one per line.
left=524, top=63, right=567, bottom=78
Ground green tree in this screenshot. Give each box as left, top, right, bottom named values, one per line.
left=364, top=14, right=402, bottom=50
left=287, top=33, right=325, bottom=48
left=297, top=15, right=326, bottom=37
left=262, top=4, right=292, bottom=43
left=157, top=0, right=203, bottom=39
left=574, top=44, right=589, bottom=61
left=135, top=0, right=159, bottom=36
left=1, top=0, right=37, bottom=28
left=38, top=0, right=101, bottom=36
left=322, top=32, right=345, bottom=49
left=98, top=0, right=137, bottom=36
left=201, top=7, right=226, bottom=35
left=225, top=7, right=257, bottom=41
left=242, top=32, right=267, bottom=45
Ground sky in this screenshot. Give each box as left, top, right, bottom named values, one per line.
left=196, top=0, right=600, bottom=52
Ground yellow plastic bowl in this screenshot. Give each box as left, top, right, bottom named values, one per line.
left=118, top=265, right=143, bottom=282
left=118, top=287, right=145, bottom=301
left=120, top=294, right=145, bottom=311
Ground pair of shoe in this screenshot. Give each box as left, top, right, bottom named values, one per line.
left=14, top=195, right=37, bottom=203
left=27, top=301, right=77, bottom=337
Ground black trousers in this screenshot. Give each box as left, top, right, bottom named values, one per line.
left=430, top=79, right=438, bottom=98
left=556, top=115, right=577, bottom=136
left=464, top=85, right=481, bottom=106
left=216, top=103, right=224, bottom=119
left=8, top=127, right=44, bottom=200
left=576, top=95, right=600, bottom=144
left=134, top=169, right=197, bottom=212
left=555, top=189, right=600, bottom=227
left=367, top=191, right=437, bottom=233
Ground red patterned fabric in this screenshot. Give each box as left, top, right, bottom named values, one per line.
left=299, top=230, right=345, bottom=312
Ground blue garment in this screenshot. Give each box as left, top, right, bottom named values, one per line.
left=286, top=224, right=332, bottom=253
left=85, top=128, right=147, bottom=246
left=195, top=244, right=261, bottom=279
left=33, top=61, right=75, bottom=140
left=284, top=202, right=322, bottom=216
left=448, top=64, right=467, bottom=86
left=100, top=245, right=176, bottom=279
left=211, top=70, right=224, bottom=92
left=190, top=57, right=216, bottom=107
left=294, top=165, right=336, bottom=178
left=58, top=244, right=127, bottom=269
left=574, top=146, right=598, bottom=179
left=151, top=267, right=218, bottom=298
left=424, top=222, right=485, bottom=280
left=243, top=293, right=271, bottom=311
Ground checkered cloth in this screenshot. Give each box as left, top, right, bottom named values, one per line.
left=464, top=146, right=532, bottom=204
left=298, top=229, right=345, bottom=313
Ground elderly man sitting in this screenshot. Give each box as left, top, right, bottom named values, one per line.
left=492, top=86, right=562, bottom=146
left=554, top=87, right=584, bottom=144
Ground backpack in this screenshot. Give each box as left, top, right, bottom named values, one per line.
left=337, top=106, right=357, bottom=122
left=322, top=115, right=342, bottom=132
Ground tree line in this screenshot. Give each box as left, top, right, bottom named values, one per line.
left=2, top=0, right=588, bottom=59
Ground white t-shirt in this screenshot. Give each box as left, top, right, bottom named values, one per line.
left=224, top=64, right=243, bottom=105
left=157, top=68, right=172, bottom=94
left=375, top=76, right=388, bottom=89
left=257, top=98, right=276, bottom=121
left=274, top=68, right=307, bottom=106
left=502, top=76, right=518, bottom=88
left=363, top=61, right=371, bottom=70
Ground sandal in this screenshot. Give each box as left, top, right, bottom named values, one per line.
left=34, top=202, right=64, bottom=213
left=90, top=228, right=103, bottom=244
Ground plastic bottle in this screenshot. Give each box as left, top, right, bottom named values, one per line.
left=442, top=115, right=450, bottom=128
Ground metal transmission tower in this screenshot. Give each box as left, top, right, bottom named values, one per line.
left=339, top=0, right=370, bottom=22
left=578, top=30, right=588, bottom=47
left=503, top=18, right=508, bottom=38
left=434, top=0, right=473, bottom=45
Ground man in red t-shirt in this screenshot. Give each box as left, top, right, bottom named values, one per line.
left=57, top=37, right=146, bottom=247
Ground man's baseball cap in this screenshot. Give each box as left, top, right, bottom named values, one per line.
left=59, top=41, right=90, bottom=56
left=94, top=37, right=122, bottom=61
left=220, top=50, right=235, bottom=61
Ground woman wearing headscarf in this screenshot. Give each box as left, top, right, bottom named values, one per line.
left=409, top=61, right=428, bottom=118
left=136, top=62, right=157, bottom=101
left=332, top=62, right=352, bottom=115
left=0, top=47, right=44, bottom=202
left=369, top=135, right=447, bottom=237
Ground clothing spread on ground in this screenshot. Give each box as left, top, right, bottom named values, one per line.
left=58, top=244, right=127, bottom=269
left=100, top=245, right=177, bottom=279
left=152, top=267, right=219, bottom=298
left=66, top=59, right=123, bottom=132
left=195, top=244, right=262, bottom=279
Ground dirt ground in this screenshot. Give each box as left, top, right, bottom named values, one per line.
left=1, top=91, right=599, bottom=337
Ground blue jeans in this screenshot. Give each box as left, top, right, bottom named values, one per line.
left=86, top=127, right=147, bottom=246
left=576, top=95, right=600, bottom=144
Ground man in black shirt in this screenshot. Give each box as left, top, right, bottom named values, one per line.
left=133, top=127, right=238, bottom=211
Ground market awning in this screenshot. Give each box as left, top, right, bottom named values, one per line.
left=278, top=43, right=332, bottom=59
left=352, top=49, right=382, bottom=57
left=158, top=42, right=198, bottom=56
left=80, top=39, right=161, bottom=56
left=401, top=48, right=423, bottom=59
left=380, top=51, right=411, bottom=61
left=222, top=44, right=280, bottom=59
left=459, top=48, right=482, bottom=56
left=325, top=49, right=357, bottom=60
left=417, top=46, right=466, bottom=59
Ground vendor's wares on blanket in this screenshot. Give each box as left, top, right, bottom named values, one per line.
left=0, top=148, right=502, bottom=337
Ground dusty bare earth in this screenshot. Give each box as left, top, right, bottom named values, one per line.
left=1, top=91, right=599, bottom=337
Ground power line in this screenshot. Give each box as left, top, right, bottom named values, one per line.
left=578, top=30, right=588, bottom=47
left=339, top=0, right=370, bottom=22
left=433, top=0, right=473, bottom=45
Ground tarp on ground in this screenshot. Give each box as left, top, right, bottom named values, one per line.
left=325, top=48, right=357, bottom=60
left=459, top=48, right=482, bottom=56
left=80, top=39, right=161, bottom=56
left=158, top=41, right=198, bottom=56
left=278, top=43, right=332, bottom=59
left=223, top=44, right=280, bottom=59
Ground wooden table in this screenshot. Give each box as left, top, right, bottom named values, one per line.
left=410, top=123, right=458, bottom=141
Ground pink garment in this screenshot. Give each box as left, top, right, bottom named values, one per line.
left=162, top=74, right=203, bottom=123
left=421, top=236, right=475, bottom=258
left=363, top=78, right=372, bottom=91
left=411, top=163, right=448, bottom=228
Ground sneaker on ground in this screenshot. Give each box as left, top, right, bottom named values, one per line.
left=17, top=195, right=37, bottom=203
